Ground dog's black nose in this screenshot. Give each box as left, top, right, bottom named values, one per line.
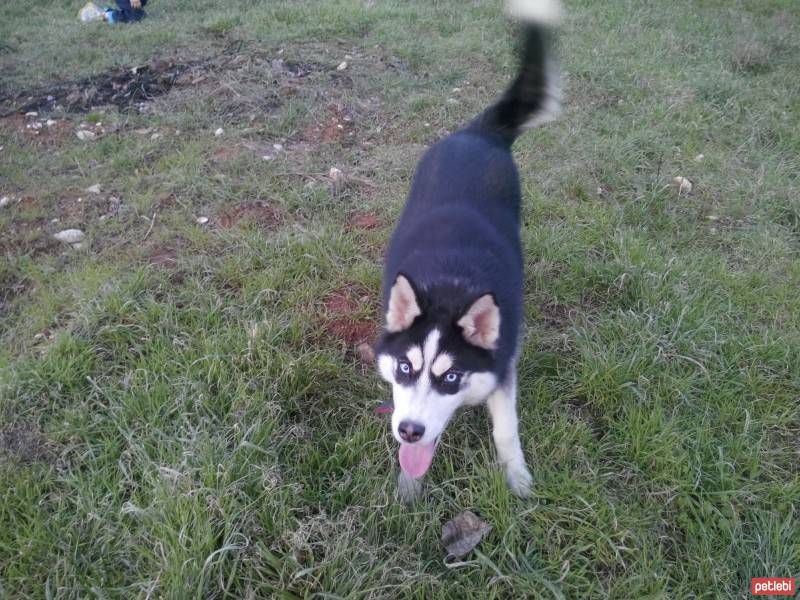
left=398, top=420, right=425, bottom=443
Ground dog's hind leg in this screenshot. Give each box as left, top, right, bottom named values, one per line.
left=487, top=374, right=533, bottom=497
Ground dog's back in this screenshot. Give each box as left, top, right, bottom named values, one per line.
left=382, top=3, right=560, bottom=380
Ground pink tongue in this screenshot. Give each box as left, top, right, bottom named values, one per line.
left=399, top=441, right=437, bottom=479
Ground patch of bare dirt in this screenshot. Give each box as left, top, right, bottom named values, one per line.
left=211, top=145, right=243, bottom=163
left=145, top=243, right=178, bottom=268
left=348, top=212, right=383, bottom=230
left=0, top=41, right=327, bottom=119
left=0, top=425, right=55, bottom=465
left=217, top=201, right=283, bottom=230
left=322, top=286, right=377, bottom=346
left=3, top=58, right=205, bottom=115
left=302, top=104, right=356, bottom=145
left=0, top=113, right=73, bottom=145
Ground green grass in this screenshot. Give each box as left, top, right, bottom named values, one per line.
left=1, top=0, right=799, bottom=597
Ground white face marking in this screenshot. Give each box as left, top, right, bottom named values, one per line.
left=406, top=346, right=423, bottom=371
left=377, top=354, right=394, bottom=383
left=431, top=353, right=453, bottom=377
left=381, top=328, right=498, bottom=445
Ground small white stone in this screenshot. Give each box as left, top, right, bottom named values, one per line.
left=694, top=153, right=704, bottom=162
left=345, top=54, right=353, bottom=60
left=71, top=242, right=84, bottom=250
left=451, top=87, right=462, bottom=93
left=196, top=216, right=209, bottom=225
left=54, top=229, right=85, bottom=244
left=214, top=127, right=224, bottom=137
left=76, top=130, right=96, bottom=141
left=86, top=184, right=102, bottom=194
left=46, top=119, right=57, bottom=127
left=262, top=155, right=274, bottom=161
left=272, top=143, right=284, bottom=151
left=672, top=176, right=693, bottom=195
left=329, top=167, right=344, bottom=181
left=151, top=133, right=162, bottom=140
left=0, top=196, right=10, bottom=208
left=25, top=111, right=38, bottom=117
left=706, top=215, right=719, bottom=221
left=337, top=61, right=348, bottom=71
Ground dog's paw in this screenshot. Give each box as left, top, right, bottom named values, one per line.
left=505, top=461, right=533, bottom=497
left=397, top=471, right=423, bottom=504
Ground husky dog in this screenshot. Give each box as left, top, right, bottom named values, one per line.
left=374, top=0, right=562, bottom=501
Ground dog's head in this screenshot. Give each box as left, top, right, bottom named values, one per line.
left=374, top=274, right=499, bottom=478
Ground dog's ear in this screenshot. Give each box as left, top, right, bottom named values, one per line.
left=457, top=294, right=500, bottom=350
left=385, top=274, right=422, bottom=332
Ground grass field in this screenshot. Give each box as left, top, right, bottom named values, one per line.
left=1, top=0, right=799, bottom=597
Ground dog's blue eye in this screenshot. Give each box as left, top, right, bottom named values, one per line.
left=399, top=361, right=411, bottom=374
left=444, top=372, right=460, bottom=384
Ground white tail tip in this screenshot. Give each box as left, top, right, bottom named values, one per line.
left=506, top=0, right=563, bottom=26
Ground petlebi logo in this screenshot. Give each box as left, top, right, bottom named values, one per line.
left=751, top=578, right=796, bottom=596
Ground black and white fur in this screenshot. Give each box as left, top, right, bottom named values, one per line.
left=375, top=0, right=561, bottom=501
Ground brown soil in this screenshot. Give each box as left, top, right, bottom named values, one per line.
left=217, top=201, right=283, bottom=230
left=322, top=286, right=377, bottom=346
left=348, top=212, right=382, bottom=230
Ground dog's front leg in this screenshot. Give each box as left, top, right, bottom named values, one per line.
left=487, top=376, right=532, bottom=497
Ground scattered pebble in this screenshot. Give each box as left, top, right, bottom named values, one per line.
left=53, top=229, right=85, bottom=244
left=150, top=133, right=162, bottom=140
left=694, top=154, right=705, bottom=162
left=672, top=176, right=693, bottom=195
left=329, top=167, right=345, bottom=182
left=25, top=111, right=38, bottom=118
left=0, top=196, right=11, bottom=208
left=706, top=215, right=719, bottom=221
left=262, top=155, right=274, bottom=161
left=214, top=127, right=224, bottom=137
left=337, top=61, right=348, bottom=71
left=451, top=87, right=462, bottom=93
left=85, top=184, right=102, bottom=194
left=442, top=511, right=493, bottom=559
left=76, top=130, right=96, bottom=141
left=45, top=119, right=57, bottom=127
left=196, top=216, right=209, bottom=225
left=272, top=143, right=284, bottom=152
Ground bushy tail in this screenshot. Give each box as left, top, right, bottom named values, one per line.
left=468, top=0, right=562, bottom=145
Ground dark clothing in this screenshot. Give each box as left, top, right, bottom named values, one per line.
left=111, top=0, right=148, bottom=22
